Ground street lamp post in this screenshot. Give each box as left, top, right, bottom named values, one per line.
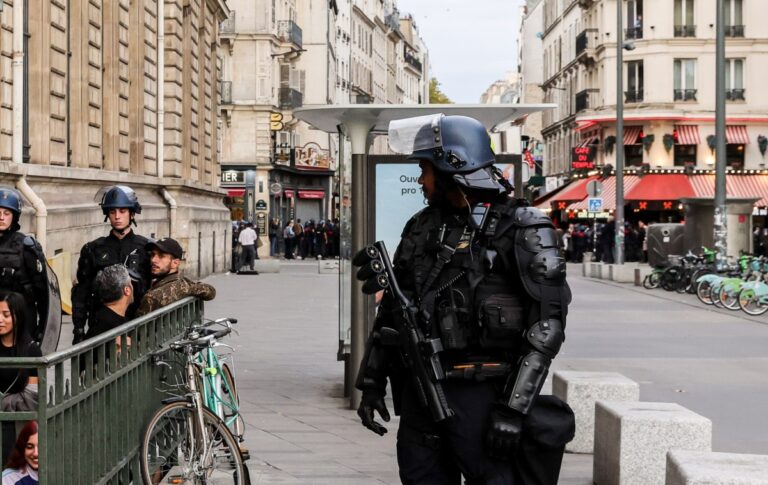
left=615, top=0, right=625, bottom=265
left=714, top=0, right=728, bottom=269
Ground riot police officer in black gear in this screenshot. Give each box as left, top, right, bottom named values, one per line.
left=356, top=114, right=575, bottom=484
left=0, top=187, right=50, bottom=343
left=71, top=186, right=151, bottom=344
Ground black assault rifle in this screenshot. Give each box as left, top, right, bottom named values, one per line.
left=353, top=241, right=454, bottom=422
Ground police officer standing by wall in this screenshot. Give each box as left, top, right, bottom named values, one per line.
left=71, top=186, right=151, bottom=344
left=355, top=115, right=575, bottom=484
left=0, top=187, right=49, bottom=343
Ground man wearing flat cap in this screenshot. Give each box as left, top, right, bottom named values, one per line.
left=135, top=238, right=216, bottom=316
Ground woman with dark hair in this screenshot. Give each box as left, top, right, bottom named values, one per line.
left=0, top=291, right=41, bottom=463
left=2, top=421, right=38, bottom=484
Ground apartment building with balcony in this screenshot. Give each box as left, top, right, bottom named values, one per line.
left=575, top=0, right=768, bottom=172
left=536, top=0, right=768, bottom=178
left=519, top=0, right=547, bottom=182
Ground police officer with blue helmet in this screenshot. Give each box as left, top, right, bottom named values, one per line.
left=0, top=186, right=50, bottom=343
left=71, top=186, right=151, bottom=344
left=355, top=114, right=575, bottom=484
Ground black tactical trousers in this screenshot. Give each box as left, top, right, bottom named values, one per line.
left=396, top=379, right=572, bottom=485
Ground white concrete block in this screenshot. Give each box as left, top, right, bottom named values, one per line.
left=552, top=371, right=639, bottom=454
left=666, top=450, right=768, bottom=485
left=318, top=260, right=340, bottom=274
left=594, top=401, right=711, bottom=485
left=611, top=264, right=637, bottom=284
left=590, top=262, right=603, bottom=279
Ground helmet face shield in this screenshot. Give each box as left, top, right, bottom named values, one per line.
left=388, top=113, right=444, bottom=155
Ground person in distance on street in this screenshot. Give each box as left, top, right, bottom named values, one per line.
left=355, top=114, right=575, bottom=484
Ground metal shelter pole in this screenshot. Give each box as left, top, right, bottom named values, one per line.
left=347, top=120, right=374, bottom=410
left=714, top=0, right=728, bottom=269
left=615, top=0, right=625, bottom=265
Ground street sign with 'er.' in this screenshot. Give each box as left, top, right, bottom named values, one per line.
left=588, top=197, right=603, bottom=213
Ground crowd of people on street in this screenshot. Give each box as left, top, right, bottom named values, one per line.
left=268, top=218, right=340, bottom=261
left=559, top=219, right=649, bottom=264
left=0, top=184, right=217, bottom=475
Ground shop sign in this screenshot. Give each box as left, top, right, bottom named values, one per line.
left=269, top=182, right=283, bottom=195
left=221, top=170, right=245, bottom=185
left=255, top=199, right=268, bottom=210
left=571, top=147, right=596, bottom=170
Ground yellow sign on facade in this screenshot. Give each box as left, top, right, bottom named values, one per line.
left=270, top=121, right=285, bottom=131
left=270, top=112, right=284, bottom=122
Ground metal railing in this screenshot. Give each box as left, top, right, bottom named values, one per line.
left=726, top=88, right=746, bottom=101
left=625, top=26, right=643, bottom=40
left=575, top=88, right=599, bottom=112
left=725, top=25, right=745, bottom=37
left=674, top=88, right=697, bottom=101
left=674, top=25, right=696, bottom=37
left=404, top=49, right=422, bottom=72
left=221, top=81, right=232, bottom=104
left=278, top=20, right=303, bottom=49
left=0, top=298, right=203, bottom=484
left=279, top=87, right=303, bottom=109
left=625, top=89, right=644, bottom=103
left=220, top=11, right=236, bottom=34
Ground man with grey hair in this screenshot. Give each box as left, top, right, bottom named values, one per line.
left=84, top=264, right=134, bottom=339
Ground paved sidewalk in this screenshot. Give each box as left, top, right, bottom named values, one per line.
left=203, top=261, right=593, bottom=484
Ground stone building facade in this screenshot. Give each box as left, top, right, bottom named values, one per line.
left=0, top=0, right=232, bottom=280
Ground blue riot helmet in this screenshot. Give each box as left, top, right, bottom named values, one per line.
left=0, top=186, right=23, bottom=215
left=96, top=185, right=142, bottom=216
left=389, top=114, right=508, bottom=194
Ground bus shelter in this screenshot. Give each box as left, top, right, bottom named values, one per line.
left=293, top=104, right=554, bottom=409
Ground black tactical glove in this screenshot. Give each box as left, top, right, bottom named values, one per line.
left=357, top=390, right=390, bottom=436
left=72, top=327, right=86, bottom=345
left=486, top=405, right=524, bottom=460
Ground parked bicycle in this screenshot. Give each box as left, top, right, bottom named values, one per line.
left=140, top=317, right=248, bottom=485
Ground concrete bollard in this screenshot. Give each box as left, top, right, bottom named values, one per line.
left=634, top=266, right=653, bottom=287
left=611, top=263, right=637, bottom=284
left=590, top=262, right=603, bottom=279
left=666, top=450, right=768, bottom=485
left=594, top=401, right=711, bottom=485
left=552, top=371, right=639, bottom=454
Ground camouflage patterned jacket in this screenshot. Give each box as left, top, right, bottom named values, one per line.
left=135, top=272, right=216, bottom=317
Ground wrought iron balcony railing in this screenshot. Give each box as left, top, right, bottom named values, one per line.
left=725, top=25, right=745, bottom=37
left=404, top=48, right=422, bottom=72
left=726, top=89, right=746, bottom=101
left=625, top=26, right=643, bottom=40
left=674, top=25, right=696, bottom=37
left=575, top=88, right=599, bottom=112
left=279, top=87, right=303, bottom=109
left=674, top=88, right=697, bottom=102
left=625, top=89, right=644, bottom=103
left=278, top=20, right=303, bottom=48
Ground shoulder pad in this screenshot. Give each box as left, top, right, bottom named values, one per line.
left=22, top=235, right=37, bottom=248
left=513, top=206, right=554, bottom=228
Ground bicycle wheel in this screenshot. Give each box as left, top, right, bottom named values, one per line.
left=643, top=272, right=660, bottom=289
left=711, top=282, right=724, bottom=308
left=739, top=288, right=768, bottom=316
left=696, top=279, right=714, bottom=305
left=661, top=267, right=682, bottom=291
left=221, top=362, right=245, bottom=440
left=718, top=284, right=741, bottom=311
left=689, top=268, right=713, bottom=294
left=141, top=401, right=246, bottom=485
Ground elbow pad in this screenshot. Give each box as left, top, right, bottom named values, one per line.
left=526, top=318, right=564, bottom=359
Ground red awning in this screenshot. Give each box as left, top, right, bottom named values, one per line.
left=690, top=174, right=768, bottom=206
left=624, top=127, right=643, bottom=145
left=674, top=125, right=700, bottom=145
left=545, top=175, right=600, bottom=210
left=298, top=190, right=325, bottom=199
left=726, top=125, right=750, bottom=144
left=625, top=174, right=695, bottom=201
left=568, top=175, right=641, bottom=211
left=577, top=135, right=599, bottom=148
left=284, top=189, right=295, bottom=198
left=226, top=189, right=245, bottom=197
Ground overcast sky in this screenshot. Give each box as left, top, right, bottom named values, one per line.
left=396, top=0, right=522, bottom=103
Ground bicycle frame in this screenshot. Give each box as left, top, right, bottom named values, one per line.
left=197, top=341, right=240, bottom=432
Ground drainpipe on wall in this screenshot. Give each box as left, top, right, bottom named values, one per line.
left=16, top=178, right=47, bottom=252
left=12, top=0, right=47, bottom=252
left=157, top=0, right=164, bottom=178
left=161, top=188, right=177, bottom=239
